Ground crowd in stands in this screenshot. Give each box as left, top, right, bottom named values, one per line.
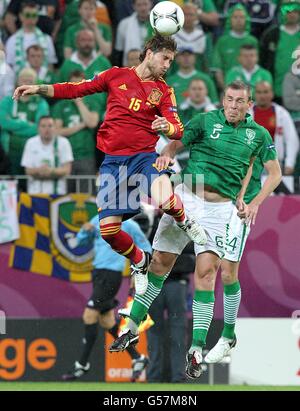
left=0, top=0, right=300, bottom=192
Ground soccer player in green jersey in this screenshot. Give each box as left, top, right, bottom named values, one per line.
left=109, top=81, right=281, bottom=379
left=205, top=135, right=281, bottom=364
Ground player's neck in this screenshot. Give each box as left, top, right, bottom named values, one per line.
left=135, top=64, right=156, bottom=81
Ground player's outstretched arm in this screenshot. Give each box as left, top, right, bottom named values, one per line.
left=13, top=84, right=54, bottom=100
left=155, top=140, right=183, bottom=170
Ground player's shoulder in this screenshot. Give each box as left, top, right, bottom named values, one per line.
left=93, top=66, right=128, bottom=79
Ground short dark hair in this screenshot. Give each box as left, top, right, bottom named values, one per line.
left=139, top=33, right=177, bottom=62
left=224, top=81, right=252, bottom=100
left=20, top=1, right=38, bottom=13
left=69, top=70, right=85, bottom=80
left=26, top=44, right=44, bottom=55
left=38, top=115, right=53, bottom=124
left=79, top=0, right=96, bottom=8
left=240, top=44, right=257, bottom=52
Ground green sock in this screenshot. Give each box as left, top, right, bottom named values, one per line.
left=222, top=281, right=241, bottom=339
left=129, top=271, right=168, bottom=331
left=190, top=290, right=215, bottom=351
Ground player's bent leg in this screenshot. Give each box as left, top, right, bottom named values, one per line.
left=109, top=251, right=177, bottom=353
left=62, top=307, right=99, bottom=381
left=100, top=216, right=151, bottom=295
left=205, top=260, right=240, bottom=364
left=151, top=176, right=207, bottom=246
left=186, top=252, right=220, bottom=379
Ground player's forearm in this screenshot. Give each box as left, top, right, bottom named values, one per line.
left=251, top=170, right=282, bottom=206
left=164, top=121, right=184, bottom=140
left=36, top=85, right=54, bottom=98
left=238, top=164, right=253, bottom=200
left=161, top=140, right=184, bottom=158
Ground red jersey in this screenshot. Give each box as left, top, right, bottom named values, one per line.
left=253, top=106, right=276, bottom=140
left=53, top=67, right=184, bottom=155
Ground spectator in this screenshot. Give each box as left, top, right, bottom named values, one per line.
left=282, top=50, right=300, bottom=136
left=126, top=48, right=142, bottom=68
left=212, top=4, right=258, bottom=91
left=0, top=142, right=11, bottom=174
left=167, top=47, right=219, bottom=106
left=114, top=0, right=153, bottom=67
left=147, top=243, right=195, bottom=383
left=172, top=2, right=213, bottom=75
left=260, top=1, right=300, bottom=100
left=0, top=68, right=49, bottom=174
left=4, top=0, right=61, bottom=38
left=21, top=116, right=73, bottom=194
left=0, top=41, right=15, bottom=100
left=251, top=81, right=299, bottom=175
left=225, top=44, right=273, bottom=93
left=0, top=0, right=10, bottom=42
left=52, top=70, right=100, bottom=193
left=178, top=78, right=217, bottom=125
left=59, top=29, right=111, bottom=82
left=5, top=1, right=57, bottom=73
left=187, top=0, right=219, bottom=28
left=63, top=0, right=112, bottom=59
left=223, top=0, right=276, bottom=37
left=26, top=44, right=57, bottom=84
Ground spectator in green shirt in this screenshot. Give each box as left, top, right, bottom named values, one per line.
left=167, top=47, right=219, bottom=106
left=225, top=44, right=273, bottom=95
left=59, top=29, right=111, bottom=82
left=52, top=70, right=102, bottom=193
left=178, top=78, right=217, bottom=125
left=0, top=67, right=49, bottom=175
left=26, top=44, right=57, bottom=85
left=64, top=0, right=112, bottom=59
left=260, top=1, right=300, bottom=100
left=212, top=4, right=258, bottom=91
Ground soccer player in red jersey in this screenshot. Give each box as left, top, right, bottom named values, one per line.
left=13, top=34, right=207, bottom=299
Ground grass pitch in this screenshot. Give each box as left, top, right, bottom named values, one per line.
left=0, top=382, right=299, bottom=391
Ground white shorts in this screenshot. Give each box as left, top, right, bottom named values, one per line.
left=153, top=184, right=233, bottom=258
left=224, top=204, right=251, bottom=262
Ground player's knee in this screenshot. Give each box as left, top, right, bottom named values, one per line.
left=83, top=308, right=99, bottom=324
left=150, top=250, right=177, bottom=275
left=195, top=266, right=217, bottom=289
left=221, top=268, right=237, bottom=285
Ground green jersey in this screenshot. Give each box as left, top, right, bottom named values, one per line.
left=212, top=34, right=258, bottom=75
left=274, top=28, right=300, bottom=97
left=225, top=65, right=273, bottom=91
left=58, top=54, right=111, bottom=83
left=181, top=109, right=269, bottom=200
left=167, top=70, right=219, bottom=105
left=244, top=134, right=277, bottom=204
left=51, top=94, right=105, bottom=160
left=0, top=96, right=49, bottom=174
left=64, top=21, right=112, bottom=53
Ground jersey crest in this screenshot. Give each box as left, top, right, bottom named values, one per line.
left=245, top=129, right=256, bottom=145
left=147, top=88, right=163, bottom=105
